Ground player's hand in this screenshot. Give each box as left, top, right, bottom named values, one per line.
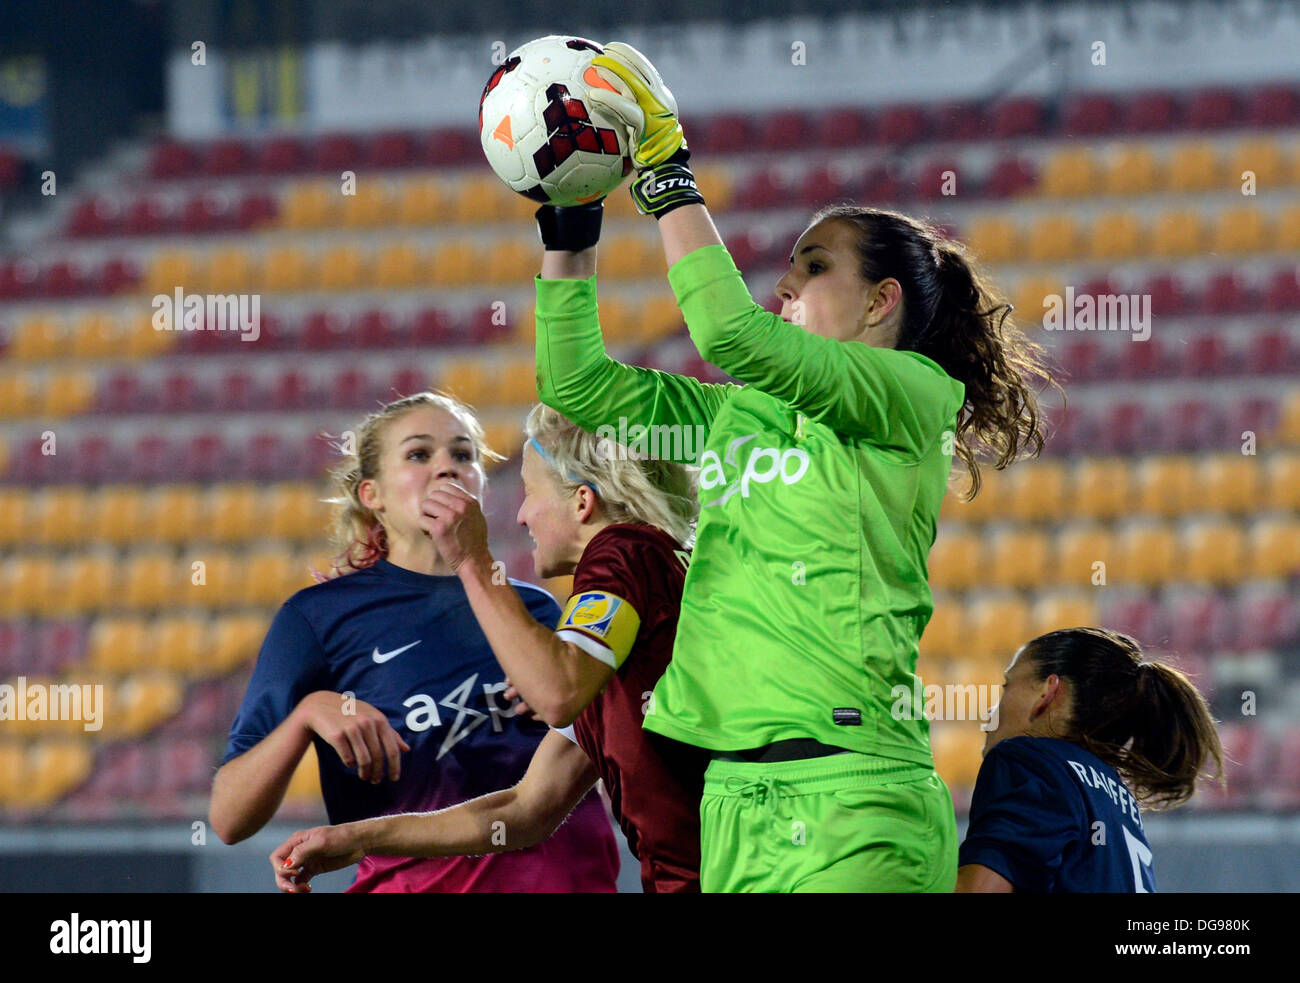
left=589, top=41, right=687, bottom=169
left=271, top=825, right=366, bottom=893
left=419, top=481, right=492, bottom=574
left=294, top=691, right=410, bottom=784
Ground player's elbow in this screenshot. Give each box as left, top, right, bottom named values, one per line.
left=533, top=693, right=584, bottom=730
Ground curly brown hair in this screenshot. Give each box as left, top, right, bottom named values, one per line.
left=810, top=205, right=1063, bottom=500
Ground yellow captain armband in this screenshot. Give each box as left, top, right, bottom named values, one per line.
left=556, top=590, right=641, bottom=670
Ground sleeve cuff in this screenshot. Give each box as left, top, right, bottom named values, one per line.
left=552, top=723, right=581, bottom=745
left=535, top=274, right=599, bottom=319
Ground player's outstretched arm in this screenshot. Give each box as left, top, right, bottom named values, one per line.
left=272, top=731, right=598, bottom=892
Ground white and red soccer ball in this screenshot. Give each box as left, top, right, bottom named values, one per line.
left=478, top=36, right=634, bottom=207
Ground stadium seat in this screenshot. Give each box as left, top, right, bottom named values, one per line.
left=964, top=216, right=1019, bottom=264
left=339, top=180, right=396, bottom=227
left=1249, top=505, right=1300, bottom=579
left=986, top=527, right=1051, bottom=590
left=12, top=313, right=63, bottom=360
left=260, top=246, right=313, bottom=292
left=1166, top=589, right=1235, bottom=653
left=1, top=555, right=57, bottom=617
left=145, top=249, right=200, bottom=296
left=967, top=595, right=1033, bottom=668
left=146, top=485, right=204, bottom=545
left=207, top=246, right=255, bottom=293
left=1185, top=334, right=1233, bottom=377
left=1024, top=214, right=1080, bottom=262
left=266, top=483, right=329, bottom=541
left=455, top=175, right=510, bottom=225
left=1160, top=398, right=1222, bottom=452
left=125, top=195, right=172, bottom=236
left=1039, top=148, right=1103, bottom=197
left=152, top=615, right=208, bottom=675
left=208, top=484, right=262, bottom=543
left=1104, top=144, right=1162, bottom=196
left=983, top=156, right=1037, bottom=198
left=1211, top=207, right=1269, bottom=254
left=281, top=182, right=338, bottom=229
left=372, top=241, right=426, bottom=288
left=1132, top=455, right=1197, bottom=518
left=32, top=486, right=87, bottom=546
left=602, top=234, right=661, bottom=280
left=365, top=130, right=416, bottom=169
left=1124, top=91, right=1179, bottom=132
left=86, top=617, right=150, bottom=674
left=1005, top=459, right=1067, bottom=521
left=39, top=368, right=93, bottom=418
left=1030, top=592, right=1100, bottom=637
left=1187, top=87, right=1241, bottom=129
left=313, top=133, right=362, bottom=173
left=1085, top=210, right=1145, bottom=259
left=1052, top=525, right=1116, bottom=590
left=482, top=236, right=535, bottom=285
left=0, top=491, right=29, bottom=548
left=1062, top=93, right=1120, bottom=136
left=1235, top=583, right=1300, bottom=650
left=1167, top=142, right=1223, bottom=191
left=438, top=356, right=491, bottom=407
left=1142, top=272, right=1193, bottom=317
left=124, top=551, right=181, bottom=611
left=431, top=240, right=484, bottom=286
left=918, top=601, right=964, bottom=661
left=1149, top=209, right=1206, bottom=257
left=420, top=127, right=479, bottom=167
left=328, top=367, right=376, bottom=409
left=1228, top=137, right=1286, bottom=188
left=1114, top=522, right=1179, bottom=587
left=315, top=244, right=367, bottom=291
left=70, top=310, right=125, bottom=360
left=115, top=676, right=184, bottom=739
left=927, top=527, right=983, bottom=591
left=394, top=177, right=446, bottom=225
left=1247, top=84, right=1300, bottom=126
left=55, top=554, right=113, bottom=616
left=991, top=97, right=1044, bottom=138
left=931, top=724, right=983, bottom=791
left=1180, top=519, right=1247, bottom=586
left=235, top=191, right=277, bottom=230
left=257, top=136, right=306, bottom=174
left=1198, top=453, right=1262, bottom=515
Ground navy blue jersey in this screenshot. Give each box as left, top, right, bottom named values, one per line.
left=223, top=558, right=619, bottom=893
left=959, top=736, right=1156, bottom=893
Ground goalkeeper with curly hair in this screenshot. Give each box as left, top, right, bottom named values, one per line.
left=532, top=41, right=1060, bottom=892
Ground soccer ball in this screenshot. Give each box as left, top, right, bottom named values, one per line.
left=478, top=36, right=634, bottom=207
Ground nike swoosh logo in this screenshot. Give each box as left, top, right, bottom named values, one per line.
left=372, top=640, right=421, bottom=664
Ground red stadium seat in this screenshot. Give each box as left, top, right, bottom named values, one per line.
left=1262, top=269, right=1300, bottom=312
left=314, top=133, right=363, bottom=172
left=329, top=368, right=375, bottom=410
left=1246, top=84, right=1300, bottom=126
left=149, top=141, right=196, bottom=179
left=411, top=307, right=457, bottom=346
left=984, top=156, right=1037, bottom=198
left=42, top=259, right=90, bottom=298
left=234, top=192, right=277, bottom=230
left=1124, top=91, right=1179, bottom=131
left=1166, top=590, right=1235, bottom=653
left=1226, top=395, right=1279, bottom=438
left=129, top=432, right=174, bottom=482
left=0, top=258, right=38, bottom=300
left=931, top=101, right=987, bottom=141
left=389, top=367, right=432, bottom=399
left=416, top=128, right=475, bottom=166
left=1160, top=398, right=1222, bottom=451
left=67, top=196, right=121, bottom=237
left=990, top=97, right=1044, bottom=138
left=301, top=310, right=350, bottom=350
left=181, top=431, right=231, bottom=481
left=1115, top=337, right=1168, bottom=380
left=1235, top=587, right=1299, bottom=650
left=814, top=107, right=871, bottom=148
left=258, top=136, right=307, bottom=173
left=366, top=131, right=417, bottom=168
left=1187, top=87, right=1241, bottom=129
left=180, top=193, right=234, bottom=234
left=204, top=138, right=252, bottom=176
left=913, top=159, right=967, bottom=200
left=1184, top=334, right=1232, bottom=377
left=1062, top=93, right=1120, bottom=135
left=1202, top=271, right=1255, bottom=315
left=1244, top=328, right=1295, bottom=375
left=0, top=622, right=35, bottom=677
left=1099, top=401, right=1156, bottom=454
left=466, top=304, right=511, bottom=344
left=217, top=370, right=258, bottom=411
left=757, top=110, right=812, bottom=151
left=97, top=256, right=141, bottom=294
left=798, top=163, right=858, bottom=207
left=160, top=370, right=200, bottom=412
left=70, top=433, right=116, bottom=483
left=877, top=104, right=926, bottom=145
left=1059, top=337, right=1112, bottom=384
left=356, top=308, right=403, bottom=349
left=1142, top=273, right=1192, bottom=317
left=99, top=369, right=146, bottom=412
left=859, top=165, right=905, bottom=202
left=694, top=114, right=751, bottom=154
left=124, top=195, right=171, bottom=236
left=272, top=370, right=315, bottom=410
left=1101, top=594, right=1169, bottom=648
left=738, top=166, right=793, bottom=210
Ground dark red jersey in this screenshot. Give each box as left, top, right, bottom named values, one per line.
left=555, top=523, right=708, bottom=893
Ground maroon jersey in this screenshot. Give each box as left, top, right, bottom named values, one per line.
left=556, top=523, right=708, bottom=893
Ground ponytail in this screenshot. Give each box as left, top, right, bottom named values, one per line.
left=1024, top=628, right=1225, bottom=809
left=808, top=205, right=1063, bottom=500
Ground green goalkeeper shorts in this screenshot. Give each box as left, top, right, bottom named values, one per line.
left=698, top=752, right=958, bottom=893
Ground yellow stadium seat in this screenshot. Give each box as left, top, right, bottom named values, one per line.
left=59, top=552, right=115, bottom=615
left=114, top=675, right=183, bottom=738
left=86, top=617, right=151, bottom=674
left=1279, top=390, right=1300, bottom=446
left=260, top=245, right=313, bottom=293
left=395, top=177, right=447, bottom=225
left=968, top=595, right=1032, bottom=669
left=510, top=308, right=536, bottom=344
left=693, top=163, right=734, bottom=212
left=145, top=485, right=205, bottom=545
left=266, top=483, right=331, bottom=541
left=1167, top=142, right=1223, bottom=192
left=1039, top=148, right=1103, bottom=197
left=189, top=549, right=240, bottom=608
left=1005, top=458, right=1067, bottom=521
left=1198, top=453, right=1262, bottom=516
left=0, top=488, right=29, bottom=548
left=123, top=550, right=180, bottom=611
left=285, top=742, right=322, bottom=803
left=24, top=741, right=93, bottom=807
left=1228, top=138, right=1286, bottom=189
left=339, top=180, right=396, bottom=227
left=1133, top=455, right=1198, bottom=518
left=1024, top=214, right=1081, bottom=262
left=145, top=249, right=201, bottom=295
left=124, top=313, right=175, bottom=358
left=11, top=314, right=63, bottom=361
left=1263, top=451, right=1300, bottom=511
left=1105, top=145, right=1162, bottom=196
left=316, top=244, right=367, bottom=291
left=70, top=311, right=125, bottom=359
left=598, top=298, right=634, bottom=343
left=42, top=369, right=95, bottom=418
left=1114, top=522, right=1179, bottom=587
left=1275, top=204, right=1300, bottom=252
left=5, top=554, right=57, bottom=617
left=603, top=182, right=640, bottom=220
left=964, top=216, right=1020, bottom=264
left=0, top=743, right=23, bottom=805
left=0, top=370, right=42, bottom=418
left=931, top=723, right=984, bottom=791
left=281, top=181, right=338, bottom=228
left=1180, top=519, right=1246, bottom=586
left=637, top=295, right=684, bottom=341
left=1011, top=276, right=1064, bottom=327
left=985, top=526, right=1051, bottom=590
left=482, top=236, right=534, bottom=285
left=927, top=527, right=983, bottom=591
left=455, top=175, right=509, bottom=224
left=940, top=461, right=1008, bottom=523
left=208, top=484, right=262, bottom=543
left=1069, top=457, right=1132, bottom=520
left=1052, top=525, right=1116, bottom=589
left=152, top=615, right=209, bottom=675
left=601, top=234, right=661, bottom=280
left=1149, top=209, right=1206, bottom=257
left=1211, top=207, right=1269, bottom=254
left=482, top=420, right=523, bottom=463
left=1086, top=210, right=1145, bottom=259
left=91, top=486, right=146, bottom=546
left=373, top=241, right=427, bottom=289
left=213, top=614, right=269, bottom=673
left=207, top=246, right=255, bottom=293
left=30, top=486, right=86, bottom=546
left=438, top=357, right=491, bottom=407
left=1030, top=591, right=1099, bottom=637
left=1247, top=517, right=1300, bottom=579
left=430, top=240, right=483, bottom=287
left=497, top=356, right=538, bottom=407
left=919, top=600, right=965, bottom=661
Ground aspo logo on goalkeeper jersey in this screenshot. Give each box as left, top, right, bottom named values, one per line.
left=699, top=433, right=810, bottom=507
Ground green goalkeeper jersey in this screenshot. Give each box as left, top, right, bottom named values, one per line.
left=534, top=244, right=966, bottom=767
